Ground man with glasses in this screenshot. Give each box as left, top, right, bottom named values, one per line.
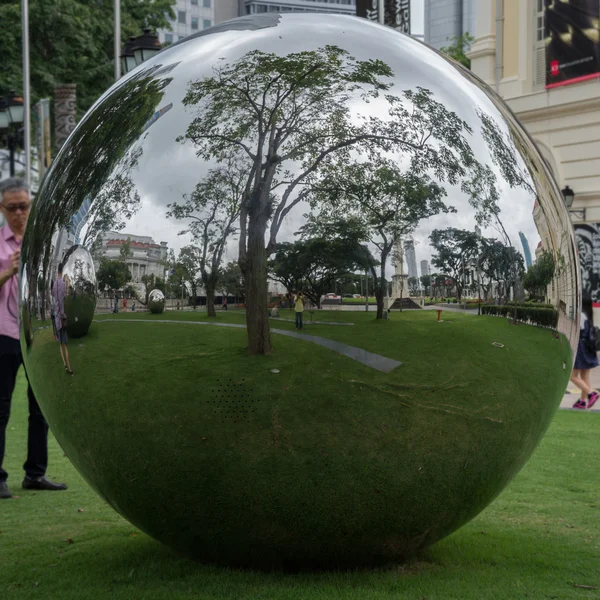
left=0, top=178, right=67, bottom=499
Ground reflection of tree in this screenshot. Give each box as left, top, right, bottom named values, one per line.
left=167, top=162, right=244, bottom=317
left=268, top=236, right=374, bottom=309
left=430, top=228, right=480, bottom=301
left=179, top=46, right=477, bottom=354
left=22, top=68, right=174, bottom=315
left=308, top=159, right=452, bottom=318
left=524, top=249, right=555, bottom=301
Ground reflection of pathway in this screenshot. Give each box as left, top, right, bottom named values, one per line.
left=269, top=316, right=354, bottom=326
left=95, top=318, right=401, bottom=373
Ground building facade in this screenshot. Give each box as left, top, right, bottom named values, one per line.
left=403, top=239, right=418, bottom=278
left=93, top=232, right=169, bottom=284
left=468, top=0, right=598, bottom=313
left=244, top=0, right=355, bottom=15
left=157, top=0, right=220, bottom=45
left=424, top=0, right=476, bottom=50
left=420, top=259, right=429, bottom=278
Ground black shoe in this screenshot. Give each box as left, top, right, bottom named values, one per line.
left=0, top=482, right=12, bottom=499
left=22, top=476, right=67, bottom=491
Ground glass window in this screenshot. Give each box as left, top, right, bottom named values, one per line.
left=165, top=33, right=173, bottom=43
left=203, top=19, right=212, bottom=29
left=203, top=0, right=211, bottom=7
left=191, top=17, right=199, bottom=30
left=178, top=10, right=186, bottom=24
left=179, top=35, right=185, bottom=40
left=191, top=0, right=198, bottom=4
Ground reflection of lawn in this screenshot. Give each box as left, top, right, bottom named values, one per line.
left=23, top=310, right=572, bottom=568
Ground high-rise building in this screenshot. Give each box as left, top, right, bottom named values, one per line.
left=519, top=231, right=533, bottom=269
left=157, top=0, right=219, bottom=45
left=244, top=0, right=356, bottom=16
left=424, top=0, right=476, bottom=51
left=420, top=259, right=429, bottom=278
left=404, top=239, right=418, bottom=278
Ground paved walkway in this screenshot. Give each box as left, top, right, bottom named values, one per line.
left=269, top=316, right=354, bottom=326
left=95, top=318, right=401, bottom=373
left=560, top=363, right=600, bottom=413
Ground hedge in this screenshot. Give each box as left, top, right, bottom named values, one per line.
left=481, top=304, right=558, bottom=328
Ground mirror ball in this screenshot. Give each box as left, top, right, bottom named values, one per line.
left=19, top=14, right=579, bottom=569
left=148, top=289, right=166, bottom=314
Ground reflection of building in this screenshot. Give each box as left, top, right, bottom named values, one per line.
left=420, top=259, right=429, bottom=277
left=404, top=239, right=418, bottom=278
left=93, top=231, right=168, bottom=282
left=244, top=0, right=356, bottom=15
left=158, top=0, right=221, bottom=45
left=519, top=231, right=533, bottom=268
left=424, top=0, right=476, bottom=50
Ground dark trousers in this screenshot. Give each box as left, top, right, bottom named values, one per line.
left=0, top=337, right=48, bottom=483
left=295, top=311, right=303, bottom=329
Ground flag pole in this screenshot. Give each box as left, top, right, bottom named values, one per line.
left=378, top=0, right=385, bottom=24
left=115, top=0, right=121, bottom=80
left=21, top=0, right=31, bottom=185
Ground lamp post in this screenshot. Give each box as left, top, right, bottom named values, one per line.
left=561, top=185, right=585, bottom=220
left=120, top=28, right=162, bottom=76
left=0, top=91, right=25, bottom=177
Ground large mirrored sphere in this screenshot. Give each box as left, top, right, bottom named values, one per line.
left=19, top=14, right=579, bottom=569
left=148, top=289, right=165, bottom=314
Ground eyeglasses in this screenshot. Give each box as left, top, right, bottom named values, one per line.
left=1, top=203, right=31, bottom=213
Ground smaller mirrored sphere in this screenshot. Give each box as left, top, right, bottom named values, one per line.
left=148, top=289, right=165, bottom=314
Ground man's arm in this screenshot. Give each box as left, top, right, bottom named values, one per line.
left=0, top=268, right=14, bottom=290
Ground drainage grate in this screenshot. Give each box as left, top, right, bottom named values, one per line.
left=208, top=379, right=259, bottom=424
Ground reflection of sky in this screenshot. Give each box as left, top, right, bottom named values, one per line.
left=79, top=13, right=546, bottom=278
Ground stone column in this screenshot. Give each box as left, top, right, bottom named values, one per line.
left=54, top=84, right=77, bottom=152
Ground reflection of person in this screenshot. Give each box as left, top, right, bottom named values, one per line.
left=123, top=298, right=127, bottom=310
left=223, top=296, right=228, bottom=311
left=571, top=298, right=600, bottom=410
left=132, top=301, right=135, bottom=312
left=113, top=293, right=118, bottom=313
left=52, top=263, right=73, bottom=376
left=294, top=292, right=305, bottom=330
left=0, top=178, right=68, bottom=499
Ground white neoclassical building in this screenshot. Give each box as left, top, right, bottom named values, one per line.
left=93, top=231, right=169, bottom=283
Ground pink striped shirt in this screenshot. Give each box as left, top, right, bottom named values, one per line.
left=0, top=224, right=21, bottom=340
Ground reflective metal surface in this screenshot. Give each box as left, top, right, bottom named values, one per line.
left=148, top=289, right=165, bottom=314
left=19, top=14, right=579, bottom=569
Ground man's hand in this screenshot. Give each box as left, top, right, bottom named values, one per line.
left=10, top=250, right=21, bottom=276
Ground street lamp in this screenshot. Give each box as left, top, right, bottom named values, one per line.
left=0, top=91, right=25, bottom=177
left=120, top=28, right=162, bottom=76
left=561, top=185, right=585, bottom=220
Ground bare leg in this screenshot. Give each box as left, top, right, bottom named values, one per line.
left=62, top=344, right=73, bottom=372
left=581, top=369, right=592, bottom=400
left=59, top=344, right=66, bottom=368
left=570, top=369, right=592, bottom=396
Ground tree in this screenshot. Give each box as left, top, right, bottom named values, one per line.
left=178, top=246, right=201, bottom=310
left=430, top=228, right=481, bottom=301
left=420, top=274, right=431, bottom=296
left=96, top=258, right=131, bottom=294
left=523, top=250, right=555, bottom=301
left=167, top=163, right=244, bottom=317
left=269, top=236, right=374, bottom=309
left=179, top=46, right=478, bottom=354
left=0, top=0, right=176, bottom=120
left=440, top=33, right=475, bottom=69
left=309, top=159, right=451, bottom=318
left=220, top=261, right=245, bottom=303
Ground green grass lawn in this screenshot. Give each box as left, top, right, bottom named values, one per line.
left=2, top=375, right=598, bottom=599
left=14, top=309, right=575, bottom=571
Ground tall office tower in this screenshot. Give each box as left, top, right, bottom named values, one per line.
left=244, top=0, right=356, bottom=16
left=519, top=231, right=533, bottom=269
left=157, top=0, right=217, bottom=45
left=420, top=259, right=429, bottom=278
left=424, top=0, right=476, bottom=51
left=404, top=239, right=418, bottom=278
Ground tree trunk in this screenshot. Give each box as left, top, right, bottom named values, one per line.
left=244, top=212, right=271, bottom=355
left=206, top=284, right=216, bottom=317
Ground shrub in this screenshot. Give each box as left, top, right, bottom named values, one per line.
left=481, top=304, right=558, bottom=328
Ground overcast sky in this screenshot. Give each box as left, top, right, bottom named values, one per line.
left=411, top=0, right=424, bottom=35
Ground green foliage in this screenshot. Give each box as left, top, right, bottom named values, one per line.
left=523, top=250, right=556, bottom=300
left=0, top=0, right=176, bottom=120
left=96, top=257, right=131, bottom=293
left=481, top=304, right=558, bottom=328
left=220, top=261, right=245, bottom=301
left=440, top=33, right=475, bottom=69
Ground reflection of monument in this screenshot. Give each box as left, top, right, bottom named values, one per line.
left=391, top=239, right=407, bottom=300
left=404, top=239, right=418, bottom=278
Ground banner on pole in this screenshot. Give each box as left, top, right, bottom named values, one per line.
left=34, top=99, right=51, bottom=181
left=545, top=0, right=600, bottom=88
left=356, top=0, right=410, bottom=32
